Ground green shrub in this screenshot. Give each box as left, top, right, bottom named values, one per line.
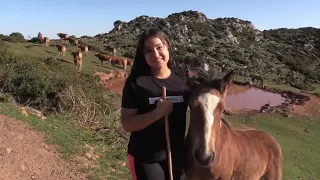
left=0, top=93, right=15, bottom=103
left=0, top=51, right=68, bottom=111
left=2, top=32, right=26, bottom=43
left=314, top=92, right=320, bottom=98
left=0, top=42, right=117, bottom=118
left=123, top=51, right=135, bottom=59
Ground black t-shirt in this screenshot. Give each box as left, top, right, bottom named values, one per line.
left=121, top=70, right=190, bottom=162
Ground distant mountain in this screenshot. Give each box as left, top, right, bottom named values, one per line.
left=84, top=10, right=320, bottom=91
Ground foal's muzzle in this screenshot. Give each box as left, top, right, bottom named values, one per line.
left=194, top=148, right=214, bottom=166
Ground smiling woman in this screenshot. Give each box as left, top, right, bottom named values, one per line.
left=143, top=37, right=170, bottom=75
left=120, top=28, right=191, bottom=180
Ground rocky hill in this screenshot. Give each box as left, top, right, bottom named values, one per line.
left=84, top=10, right=320, bottom=91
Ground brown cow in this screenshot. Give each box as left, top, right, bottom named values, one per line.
left=57, top=33, right=68, bottom=41
left=95, top=53, right=112, bottom=65
left=56, top=44, right=66, bottom=56
left=71, top=51, right=83, bottom=72
left=127, top=58, right=134, bottom=66
left=37, top=32, right=43, bottom=43
left=103, top=45, right=117, bottom=56
left=78, top=45, right=88, bottom=56
left=250, top=74, right=264, bottom=87
left=43, top=37, right=50, bottom=47
left=66, top=36, right=79, bottom=47
left=110, top=56, right=129, bottom=70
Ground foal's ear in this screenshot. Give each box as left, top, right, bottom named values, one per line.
left=185, top=66, right=201, bottom=89
left=220, top=70, right=234, bottom=93
left=185, top=66, right=197, bottom=79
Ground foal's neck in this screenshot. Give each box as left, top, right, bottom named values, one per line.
left=215, top=118, right=234, bottom=151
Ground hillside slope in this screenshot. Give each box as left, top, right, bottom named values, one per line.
left=83, top=10, right=320, bottom=91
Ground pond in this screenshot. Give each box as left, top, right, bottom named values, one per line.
left=226, top=85, right=286, bottom=110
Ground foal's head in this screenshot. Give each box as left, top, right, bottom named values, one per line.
left=186, top=68, right=234, bottom=166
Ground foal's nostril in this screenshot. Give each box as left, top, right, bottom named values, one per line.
left=194, top=148, right=205, bottom=160
left=194, top=148, right=214, bottom=166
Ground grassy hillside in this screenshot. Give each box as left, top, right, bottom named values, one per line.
left=1, top=13, right=320, bottom=178
left=5, top=41, right=123, bottom=74
left=0, top=40, right=131, bottom=179
left=85, top=11, right=320, bottom=91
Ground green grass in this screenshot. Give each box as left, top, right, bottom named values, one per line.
left=2, top=41, right=320, bottom=179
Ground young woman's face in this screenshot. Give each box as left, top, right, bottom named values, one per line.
left=143, top=36, right=170, bottom=70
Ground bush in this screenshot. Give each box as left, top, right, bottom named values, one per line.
left=123, top=51, right=135, bottom=59
left=291, top=82, right=316, bottom=91
left=2, top=32, right=26, bottom=43
left=0, top=51, right=68, bottom=111
left=0, top=93, right=15, bottom=103
left=0, top=42, right=117, bottom=121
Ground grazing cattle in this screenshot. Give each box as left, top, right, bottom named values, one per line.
left=250, top=74, right=264, bottom=87
left=71, top=51, right=83, bottom=72
left=127, top=58, right=134, bottom=66
left=110, top=57, right=128, bottom=70
left=103, top=45, right=117, bottom=56
left=66, top=36, right=79, bottom=47
left=95, top=52, right=132, bottom=70
left=37, top=32, right=43, bottom=43
left=79, top=45, right=88, bottom=56
left=95, top=53, right=111, bottom=65
left=56, top=44, right=66, bottom=56
left=43, top=37, right=50, bottom=47
left=57, top=33, right=68, bottom=41
left=184, top=69, right=283, bottom=180
left=232, top=67, right=249, bottom=82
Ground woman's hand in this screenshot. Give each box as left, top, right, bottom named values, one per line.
left=155, top=98, right=173, bottom=118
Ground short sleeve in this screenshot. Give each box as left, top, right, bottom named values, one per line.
left=121, top=78, right=138, bottom=109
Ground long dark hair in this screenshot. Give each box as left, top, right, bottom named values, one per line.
left=127, top=28, right=175, bottom=81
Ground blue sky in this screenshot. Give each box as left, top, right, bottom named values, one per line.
left=0, top=0, right=319, bottom=39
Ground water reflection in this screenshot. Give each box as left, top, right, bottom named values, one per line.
left=226, top=86, right=286, bottom=110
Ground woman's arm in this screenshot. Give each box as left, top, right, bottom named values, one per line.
left=120, top=108, right=159, bottom=132
left=120, top=98, right=173, bottom=132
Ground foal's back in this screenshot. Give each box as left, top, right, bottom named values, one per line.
left=232, top=129, right=283, bottom=180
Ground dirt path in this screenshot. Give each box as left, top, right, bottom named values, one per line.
left=0, top=114, right=90, bottom=180
left=291, top=92, right=320, bottom=117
